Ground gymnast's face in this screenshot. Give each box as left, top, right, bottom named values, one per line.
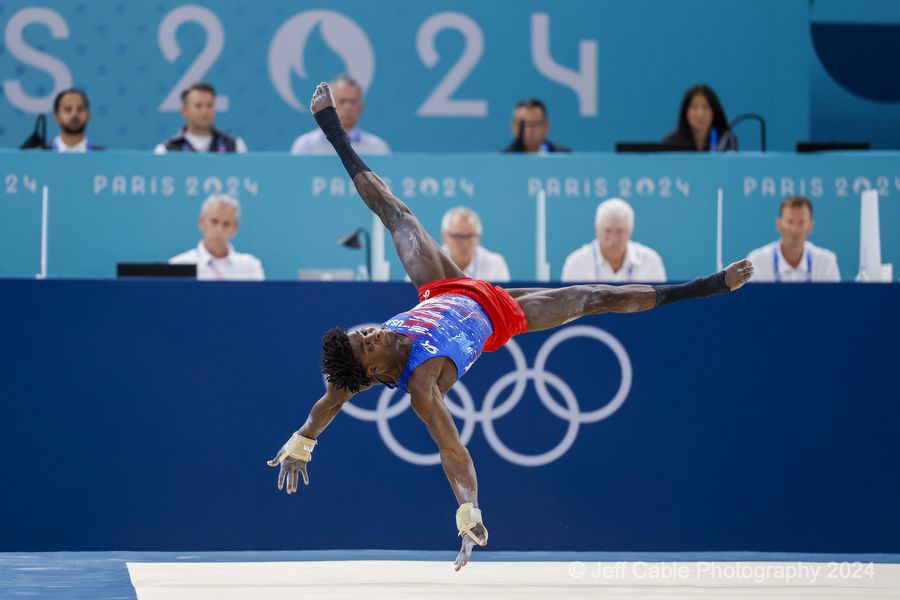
left=350, top=327, right=400, bottom=376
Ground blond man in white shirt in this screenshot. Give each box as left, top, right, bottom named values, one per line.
left=170, top=194, right=264, bottom=280
left=290, top=74, right=389, bottom=156
left=746, top=196, right=840, bottom=282
left=440, top=206, right=510, bottom=282
left=561, top=198, right=666, bottom=282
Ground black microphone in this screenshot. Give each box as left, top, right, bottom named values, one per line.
left=729, top=113, right=767, bottom=152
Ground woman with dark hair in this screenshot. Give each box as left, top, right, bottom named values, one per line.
left=663, top=84, right=738, bottom=151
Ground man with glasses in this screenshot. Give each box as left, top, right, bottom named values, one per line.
left=503, top=98, right=570, bottom=153
left=290, top=74, right=390, bottom=155
left=441, top=206, right=510, bottom=281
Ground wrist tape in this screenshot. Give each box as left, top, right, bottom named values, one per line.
left=284, top=432, right=317, bottom=462
left=456, top=502, right=483, bottom=542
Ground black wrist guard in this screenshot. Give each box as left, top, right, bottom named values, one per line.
left=313, top=106, right=371, bottom=179
left=653, top=271, right=730, bottom=307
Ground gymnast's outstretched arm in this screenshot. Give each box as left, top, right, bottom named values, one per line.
left=267, top=381, right=367, bottom=494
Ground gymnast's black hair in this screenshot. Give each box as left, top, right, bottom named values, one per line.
left=321, top=327, right=370, bottom=393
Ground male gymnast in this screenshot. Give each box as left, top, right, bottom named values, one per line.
left=269, top=83, right=754, bottom=570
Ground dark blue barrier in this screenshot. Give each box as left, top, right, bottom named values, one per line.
left=1, top=280, right=898, bottom=552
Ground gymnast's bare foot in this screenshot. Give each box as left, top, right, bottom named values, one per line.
left=310, top=82, right=336, bottom=114
left=725, top=259, right=754, bottom=290
left=454, top=524, right=488, bottom=571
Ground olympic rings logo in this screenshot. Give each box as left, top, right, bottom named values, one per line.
left=339, top=324, right=632, bottom=467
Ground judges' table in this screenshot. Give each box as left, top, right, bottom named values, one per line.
left=1, top=151, right=899, bottom=281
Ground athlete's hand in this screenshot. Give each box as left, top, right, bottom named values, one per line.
left=267, top=449, right=310, bottom=495
left=310, top=82, right=336, bottom=115
left=724, top=259, right=754, bottom=291
left=454, top=523, right=488, bottom=572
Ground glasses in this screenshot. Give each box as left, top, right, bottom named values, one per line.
left=336, top=98, right=361, bottom=106
left=447, top=233, right=479, bottom=241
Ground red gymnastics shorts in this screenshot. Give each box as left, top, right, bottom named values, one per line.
left=417, top=277, right=529, bottom=352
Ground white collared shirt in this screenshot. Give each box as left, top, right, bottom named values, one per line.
left=290, top=127, right=390, bottom=155
left=561, top=240, right=667, bottom=282
left=442, top=244, right=511, bottom=282
left=169, top=242, right=265, bottom=281
left=51, top=135, right=89, bottom=153
left=746, top=240, right=840, bottom=282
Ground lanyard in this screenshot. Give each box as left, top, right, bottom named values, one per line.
left=773, top=249, right=812, bottom=282
left=593, top=242, right=634, bottom=282
left=207, top=259, right=226, bottom=280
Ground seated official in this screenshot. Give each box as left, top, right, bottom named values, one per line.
left=562, top=198, right=666, bottom=282
left=662, top=84, right=737, bottom=152
left=441, top=206, right=510, bottom=281
left=503, top=98, right=570, bottom=154
left=155, top=83, right=247, bottom=154
left=170, top=194, right=264, bottom=280
left=746, top=196, right=840, bottom=282
left=50, top=89, right=103, bottom=152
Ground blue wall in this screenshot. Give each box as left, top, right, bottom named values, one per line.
left=1, top=280, right=898, bottom=552
left=0, top=0, right=808, bottom=151
left=2, top=151, right=898, bottom=281
left=809, top=0, right=900, bottom=149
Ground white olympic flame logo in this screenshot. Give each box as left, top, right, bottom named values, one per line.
left=339, top=324, right=632, bottom=467
left=268, top=10, right=374, bottom=112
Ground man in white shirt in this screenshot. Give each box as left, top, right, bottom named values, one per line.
left=746, top=196, right=840, bottom=282
left=51, top=89, right=103, bottom=152
left=170, top=194, right=264, bottom=280
left=438, top=206, right=510, bottom=282
left=155, top=83, right=248, bottom=154
left=561, top=198, right=666, bottom=282
left=290, top=74, right=389, bottom=155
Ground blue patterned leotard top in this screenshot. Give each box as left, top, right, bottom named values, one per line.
left=382, top=294, right=494, bottom=392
